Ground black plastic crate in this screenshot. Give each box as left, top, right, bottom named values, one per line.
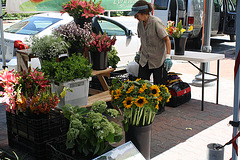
left=6, top=108, right=69, bottom=143
left=8, top=134, right=47, bottom=160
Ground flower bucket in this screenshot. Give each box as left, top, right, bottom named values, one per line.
left=174, top=37, right=188, bottom=55
left=74, top=17, right=92, bottom=28
left=89, top=51, right=108, bottom=70
left=125, top=124, right=152, bottom=160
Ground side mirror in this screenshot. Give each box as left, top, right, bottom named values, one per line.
left=127, top=30, right=133, bottom=37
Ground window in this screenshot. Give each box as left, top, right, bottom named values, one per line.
left=178, top=0, right=186, bottom=10
left=228, top=0, right=236, bottom=12
left=4, top=16, right=61, bottom=35
left=154, top=0, right=169, bottom=10
left=97, top=20, right=126, bottom=36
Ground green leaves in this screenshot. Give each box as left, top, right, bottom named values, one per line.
left=41, top=54, right=92, bottom=83
left=108, top=47, right=120, bottom=69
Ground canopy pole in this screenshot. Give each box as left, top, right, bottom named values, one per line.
left=0, top=1, right=7, bottom=69
left=232, top=0, right=240, bottom=160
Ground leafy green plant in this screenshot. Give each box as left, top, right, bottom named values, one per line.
left=108, top=47, right=120, bottom=69
left=62, top=101, right=123, bottom=157
left=41, top=54, right=92, bottom=83
left=29, top=35, right=69, bottom=61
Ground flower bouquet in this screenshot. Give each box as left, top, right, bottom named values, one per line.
left=86, top=32, right=116, bottom=70
left=61, top=0, right=105, bottom=19
left=109, top=78, right=171, bottom=131
left=0, top=67, right=59, bottom=115
left=53, top=22, right=93, bottom=56
left=87, top=32, right=116, bottom=53
left=166, top=20, right=193, bottom=38
left=61, top=0, right=105, bottom=27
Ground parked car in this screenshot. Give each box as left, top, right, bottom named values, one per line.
left=0, top=12, right=140, bottom=69
left=152, top=0, right=236, bottom=48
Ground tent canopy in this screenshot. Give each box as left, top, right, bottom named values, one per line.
left=6, top=0, right=150, bottom=13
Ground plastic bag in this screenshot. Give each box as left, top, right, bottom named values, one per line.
left=126, top=61, right=139, bottom=77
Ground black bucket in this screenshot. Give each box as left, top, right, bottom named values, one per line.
left=125, top=124, right=152, bottom=160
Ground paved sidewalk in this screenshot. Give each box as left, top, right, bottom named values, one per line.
left=0, top=49, right=236, bottom=160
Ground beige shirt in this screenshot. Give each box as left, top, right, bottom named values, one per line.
left=138, top=15, right=168, bottom=69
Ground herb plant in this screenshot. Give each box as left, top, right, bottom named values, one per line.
left=62, top=101, right=123, bottom=156
left=30, top=35, right=69, bottom=61
left=41, top=54, right=92, bottom=83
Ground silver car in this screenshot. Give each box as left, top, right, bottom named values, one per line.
left=1, top=13, right=140, bottom=70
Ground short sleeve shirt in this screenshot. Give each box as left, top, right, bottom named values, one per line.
left=137, top=15, right=168, bottom=69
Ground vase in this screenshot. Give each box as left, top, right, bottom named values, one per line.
left=174, top=37, right=188, bottom=55
left=125, top=124, right=152, bottom=160
left=74, top=17, right=92, bottom=28
left=89, top=51, right=108, bottom=70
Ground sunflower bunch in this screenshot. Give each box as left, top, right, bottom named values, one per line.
left=109, top=78, right=171, bottom=131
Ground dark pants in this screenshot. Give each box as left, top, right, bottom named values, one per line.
left=138, top=63, right=167, bottom=85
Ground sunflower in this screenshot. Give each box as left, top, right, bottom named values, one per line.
left=136, top=78, right=141, bottom=82
left=114, top=88, right=122, bottom=99
left=134, top=96, right=147, bottom=108
left=150, top=85, right=160, bottom=97
left=138, top=83, right=147, bottom=94
left=123, top=96, right=133, bottom=109
left=126, top=85, right=134, bottom=94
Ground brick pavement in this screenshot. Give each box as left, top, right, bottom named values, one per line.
left=0, top=48, right=236, bottom=160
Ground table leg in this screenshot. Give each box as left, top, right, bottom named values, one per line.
left=201, top=63, right=205, bottom=111
left=216, top=60, right=220, bottom=104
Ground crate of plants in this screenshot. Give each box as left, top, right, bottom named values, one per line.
left=0, top=68, right=69, bottom=160
left=47, top=101, right=124, bottom=160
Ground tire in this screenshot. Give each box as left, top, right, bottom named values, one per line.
left=229, top=35, right=236, bottom=42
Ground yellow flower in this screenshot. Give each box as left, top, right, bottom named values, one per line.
left=123, top=97, right=133, bottom=109
left=136, top=78, right=141, bottom=82
left=188, top=25, right=193, bottom=31
left=150, top=85, right=160, bottom=97
left=167, top=95, right=172, bottom=102
left=138, top=83, right=147, bottom=94
left=114, top=88, right=122, bottom=99
left=155, top=100, right=159, bottom=110
left=126, top=85, right=134, bottom=94
left=134, top=96, right=147, bottom=108
left=158, top=96, right=163, bottom=102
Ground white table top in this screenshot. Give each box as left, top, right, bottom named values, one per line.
left=170, top=50, right=225, bottom=63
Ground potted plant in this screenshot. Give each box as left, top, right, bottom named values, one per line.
left=86, top=32, right=116, bottom=70
left=61, top=0, right=105, bottom=27
left=107, top=47, right=120, bottom=69
left=109, top=78, right=171, bottom=160
left=30, top=35, right=69, bottom=61
left=41, top=54, right=92, bottom=108
left=53, top=21, right=92, bottom=57
left=0, top=68, right=68, bottom=159
left=59, top=101, right=123, bottom=159
left=166, top=20, right=193, bottom=55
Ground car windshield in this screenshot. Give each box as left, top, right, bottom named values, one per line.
left=4, top=16, right=62, bottom=35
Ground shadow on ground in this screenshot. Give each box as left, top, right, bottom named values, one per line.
left=0, top=99, right=233, bottom=159
left=151, top=99, right=233, bottom=158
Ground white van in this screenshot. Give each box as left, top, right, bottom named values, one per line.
left=152, top=0, right=236, bottom=48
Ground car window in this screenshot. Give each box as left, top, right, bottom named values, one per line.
left=154, top=0, right=169, bottom=10
left=97, top=19, right=126, bottom=36
left=4, top=16, right=62, bottom=35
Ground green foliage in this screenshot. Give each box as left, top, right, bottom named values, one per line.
left=62, top=101, right=123, bottom=157
left=107, top=47, right=120, bottom=69
left=30, top=35, right=69, bottom=61
left=2, top=8, right=37, bottom=20
left=41, top=54, right=92, bottom=83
